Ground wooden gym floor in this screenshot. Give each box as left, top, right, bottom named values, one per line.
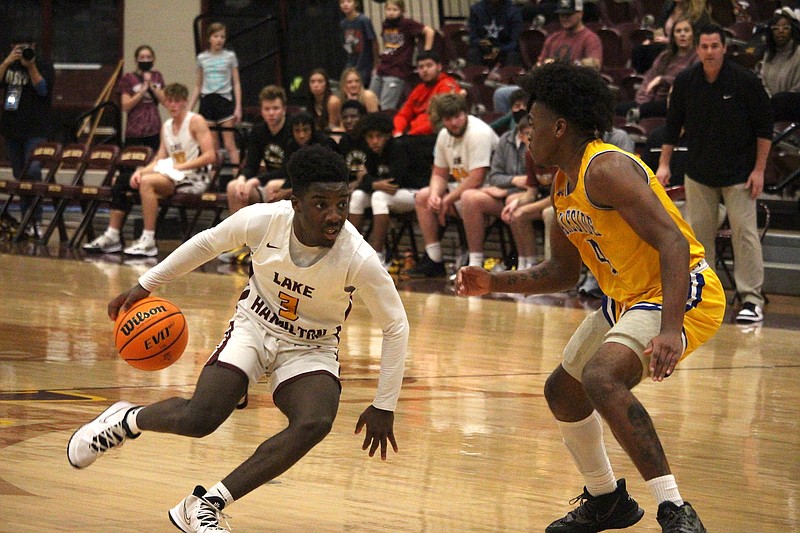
left=1, top=239, right=799, bottom=532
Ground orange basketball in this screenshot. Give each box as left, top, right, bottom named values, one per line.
left=114, top=296, right=188, bottom=371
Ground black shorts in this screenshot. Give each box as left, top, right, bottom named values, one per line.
left=199, top=93, right=235, bottom=123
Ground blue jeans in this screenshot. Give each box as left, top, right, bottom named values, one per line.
left=5, top=136, right=46, bottom=221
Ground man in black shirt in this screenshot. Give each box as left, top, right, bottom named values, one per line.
left=656, top=23, right=772, bottom=325
left=0, top=36, right=55, bottom=235
left=226, top=85, right=292, bottom=213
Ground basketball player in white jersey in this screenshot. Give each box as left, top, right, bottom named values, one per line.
left=67, top=145, right=409, bottom=533
left=85, top=82, right=216, bottom=258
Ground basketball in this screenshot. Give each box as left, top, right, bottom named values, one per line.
left=114, top=296, right=188, bottom=371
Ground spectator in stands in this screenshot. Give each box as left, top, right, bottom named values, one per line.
left=466, top=0, right=525, bottom=68
left=85, top=83, right=216, bottom=258
left=393, top=50, right=461, bottom=136
left=335, top=68, right=380, bottom=123
left=263, top=111, right=340, bottom=204
left=188, top=22, right=241, bottom=169
left=340, top=0, right=379, bottom=87
left=616, top=17, right=698, bottom=121
left=656, top=24, right=772, bottom=324
left=337, top=100, right=369, bottom=182
left=493, top=0, right=603, bottom=114
left=370, top=0, right=435, bottom=111
left=760, top=7, right=800, bottom=122
left=348, top=113, right=425, bottom=266
left=599, top=0, right=644, bottom=26
left=460, top=117, right=532, bottom=271
left=406, top=93, right=499, bottom=278
left=223, top=85, right=292, bottom=235
left=118, top=45, right=166, bottom=152
left=520, top=0, right=560, bottom=26
left=337, top=99, right=368, bottom=137
left=304, top=68, right=342, bottom=132
left=489, top=88, right=528, bottom=134
left=631, top=0, right=711, bottom=74
left=0, top=35, right=55, bottom=237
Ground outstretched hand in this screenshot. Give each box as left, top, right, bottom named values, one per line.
left=455, top=266, right=492, bottom=297
left=108, top=284, right=151, bottom=321
left=355, top=405, right=398, bottom=460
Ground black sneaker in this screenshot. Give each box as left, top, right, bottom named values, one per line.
left=545, top=479, right=644, bottom=533
left=405, top=253, right=446, bottom=278
left=657, top=501, right=707, bottom=533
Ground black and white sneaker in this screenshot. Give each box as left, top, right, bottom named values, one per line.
left=169, top=485, right=231, bottom=532
left=657, top=501, right=707, bottom=533
left=67, top=401, right=140, bottom=468
left=545, top=478, right=644, bottom=533
left=735, top=302, right=763, bottom=324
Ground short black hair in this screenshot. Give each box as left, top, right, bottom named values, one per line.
left=341, top=99, right=367, bottom=115
left=288, top=144, right=349, bottom=196
left=417, top=49, right=441, bottom=64
left=696, top=23, right=726, bottom=46
left=290, top=110, right=315, bottom=128
left=521, top=63, right=613, bottom=136
left=358, top=112, right=393, bottom=136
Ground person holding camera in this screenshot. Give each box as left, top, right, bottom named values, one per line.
left=0, top=35, right=55, bottom=237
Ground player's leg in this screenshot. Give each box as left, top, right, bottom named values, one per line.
left=460, top=188, right=503, bottom=267
left=124, top=172, right=175, bottom=256
left=222, top=372, right=340, bottom=499
left=218, top=117, right=240, bottom=167
left=543, top=308, right=644, bottom=533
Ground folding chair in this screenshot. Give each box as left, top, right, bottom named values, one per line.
left=518, top=28, right=547, bottom=69
left=0, top=142, right=63, bottom=234
left=13, top=143, right=87, bottom=244
left=36, top=144, right=120, bottom=246
left=69, top=145, right=153, bottom=248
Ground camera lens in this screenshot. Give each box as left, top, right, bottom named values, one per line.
left=21, top=47, right=35, bottom=61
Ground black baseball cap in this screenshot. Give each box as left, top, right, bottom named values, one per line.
left=555, top=0, right=584, bottom=14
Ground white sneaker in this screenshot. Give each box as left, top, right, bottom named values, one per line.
left=124, top=236, right=158, bottom=257
left=83, top=232, right=122, bottom=253
left=169, top=485, right=231, bottom=532
left=218, top=245, right=249, bottom=264
left=67, top=401, right=140, bottom=469
left=735, top=302, right=764, bottom=323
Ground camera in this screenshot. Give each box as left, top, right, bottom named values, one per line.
left=21, top=47, right=35, bottom=61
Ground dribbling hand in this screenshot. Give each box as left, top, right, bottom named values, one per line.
left=355, top=405, right=398, bottom=461
left=108, top=284, right=151, bottom=321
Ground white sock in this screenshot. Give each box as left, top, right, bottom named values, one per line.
left=468, top=252, right=484, bottom=268
left=518, top=256, right=536, bottom=270
left=647, top=475, right=683, bottom=507
left=205, top=481, right=235, bottom=510
left=106, top=227, right=120, bottom=239
left=425, top=243, right=442, bottom=263
left=140, top=230, right=156, bottom=243
left=557, top=411, right=617, bottom=496
left=124, top=407, right=144, bottom=435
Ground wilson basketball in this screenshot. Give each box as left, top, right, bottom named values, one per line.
left=114, top=296, right=188, bottom=371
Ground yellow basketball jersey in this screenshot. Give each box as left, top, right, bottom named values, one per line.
left=552, top=140, right=706, bottom=309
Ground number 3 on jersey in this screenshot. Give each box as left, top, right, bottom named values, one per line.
left=587, top=238, right=618, bottom=275
left=277, top=291, right=300, bottom=321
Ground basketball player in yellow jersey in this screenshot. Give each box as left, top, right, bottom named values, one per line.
left=456, top=63, right=723, bottom=533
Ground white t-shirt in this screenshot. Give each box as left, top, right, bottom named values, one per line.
left=433, top=115, right=499, bottom=182
left=197, top=49, right=238, bottom=99
left=138, top=201, right=408, bottom=410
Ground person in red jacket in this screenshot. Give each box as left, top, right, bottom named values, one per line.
left=392, top=50, right=461, bottom=136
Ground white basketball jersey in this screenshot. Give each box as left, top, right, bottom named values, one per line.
left=236, top=201, right=368, bottom=347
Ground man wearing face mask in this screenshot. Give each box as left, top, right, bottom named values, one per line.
left=0, top=35, right=55, bottom=237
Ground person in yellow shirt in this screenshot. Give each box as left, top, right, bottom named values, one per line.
left=456, top=62, right=723, bottom=533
